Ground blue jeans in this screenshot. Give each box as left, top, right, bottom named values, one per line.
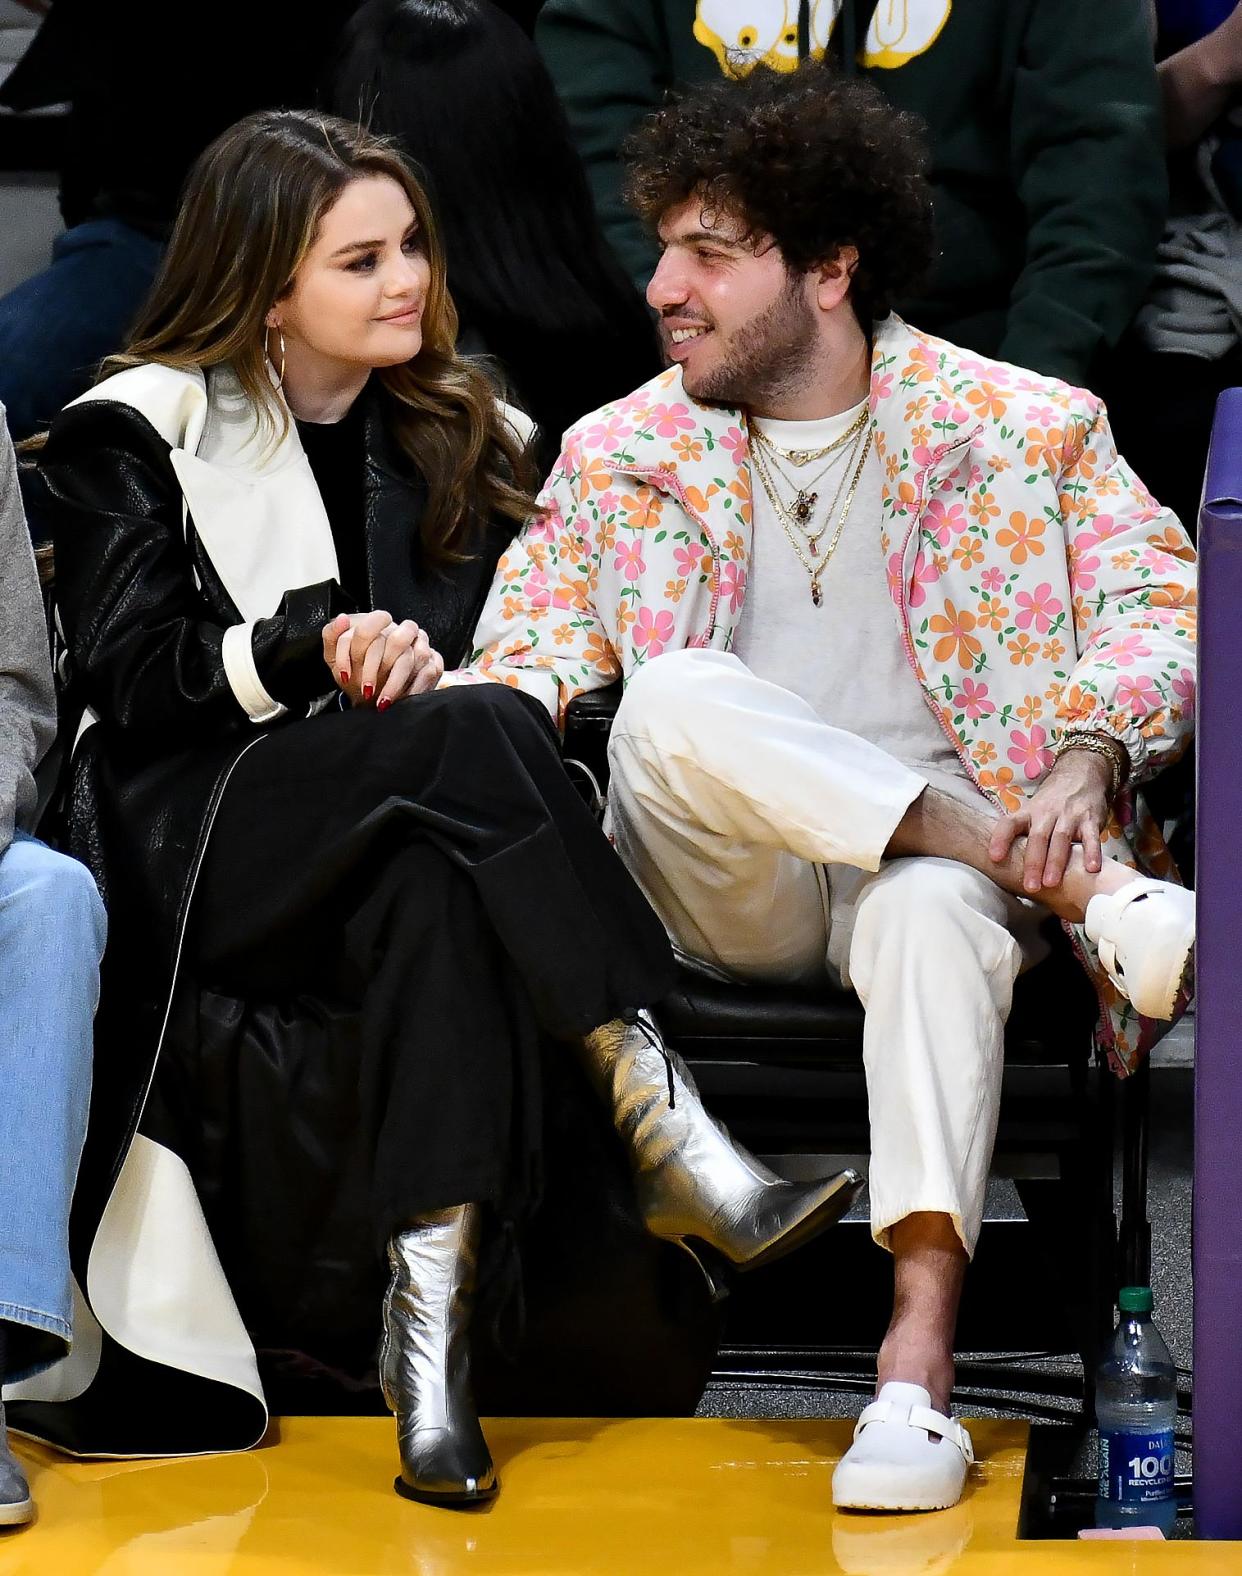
left=0, top=217, right=164, bottom=447
left=0, top=833, right=104, bottom=1378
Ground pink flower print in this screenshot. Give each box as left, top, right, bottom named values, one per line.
left=873, top=373, right=894, bottom=400
left=1109, top=633, right=1153, bottom=668
left=953, top=677, right=995, bottom=721
left=1085, top=513, right=1124, bottom=546
left=720, top=559, right=748, bottom=613
left=895, top=548, right=942, bottom=609
left=648, top=402, right=696, bottom=438
left=720, top=425, right=748, bottom=464
left=980, top=566, right=1006, bottom=593
left=1014, top=583, right=1063, bottom=635
left=673, top=540, right=704, bottom=577
left=1026, top=404, right=1057, bottom=429
left=1070, top=550, right=1101, bottom=591
left=632, top=606, right=676, bottom=657
left=581, top=414, right=634, bottom=448
left=1116, top=674, right=1159, bottom=716
left=525, top=568, right=551, bottom=608
left=924, top=499, right=968, bottom=544
left=1140, top=547, right=1177, bottom=575
left=1008, top=725, right=1053, bottom=780
left=614, top=540, right=646, bottom=581
left=1172, top=667, right=1196, bottom=709
left=596, top=489, right=620, bottom=515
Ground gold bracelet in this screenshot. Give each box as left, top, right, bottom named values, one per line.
left=1051, top=730, right=1124, bottom=800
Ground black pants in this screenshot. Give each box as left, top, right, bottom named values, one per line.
left=156, top=684, right=673, bottom=1354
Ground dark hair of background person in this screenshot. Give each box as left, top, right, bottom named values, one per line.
left=330, top=0, right=662, bottom=467
left=623, top=63, right=936, bottom=329
left=100, top=110, right=537, bottom=563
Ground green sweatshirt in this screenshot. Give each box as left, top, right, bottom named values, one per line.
left=537, top=0, right=1168, bottom=384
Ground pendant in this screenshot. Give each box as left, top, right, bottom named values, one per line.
left=792, top=490, right=817, bottom=525
left=811, top=580, right=822, bottom=607
left=808, top=538, right=818, bottom=557
left=789, top=450, right=811, bottom=466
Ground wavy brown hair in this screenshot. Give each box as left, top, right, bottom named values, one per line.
left=101, top=109, right=536, bottom=560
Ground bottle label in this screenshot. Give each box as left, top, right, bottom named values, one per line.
left=1098, top=1428, right=1176, bottom=1504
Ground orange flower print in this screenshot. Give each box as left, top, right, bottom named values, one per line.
left=1146, top=524, right=1194, bottom=563
left=886, top=453, right=901, bottom=481
left=1024, top=425, right=1064, bottom=472
left=969, top=489, right=1000, bottom=525
left=722, top=530, right=745, bottom=560
left=1042, top=638, right=1065, bottom=663
left=953, top=535, right=985, bottom=570
left=977, top=766, right=1023, bottom=812
left=1016, top=693, right=1044, bottom=727
left=977, top=594, right=1009, bottom=631
left=553, top=623, right=574, bottom=647
left=930, top=600, right=982, bottom=669
left=1008, top=633, right=1039, bottom=665
left=966, top=382, right=1007, bottom=421
left=973, top=739, right=998, bottom=766
left=988, top=454, right=1012, bottom=473
left=996, top=511, right=1046, bottom=565
left=616, top=601, right=637, bottom=634
left=583, top=630, right=620, bottom=677
left=672, top=434, right=704, bottom=464
left=501, top=595, right=524, bottom=622
left=619, top=491, right=660, bottom=531
left=665, top=577, right=688, bottom=603
left=1150, top=583, right=1196, bottom=610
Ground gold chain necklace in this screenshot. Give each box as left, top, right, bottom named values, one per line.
left=751, top=406, right=868, bottom=528
left=752, top=404, right=867, bottom=467
left=751, top=426, right=873, bottom=606
left=754, top=438, right=856, bottom=537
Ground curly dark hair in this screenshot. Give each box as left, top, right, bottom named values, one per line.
left=623, top=63, right=934, bottom=324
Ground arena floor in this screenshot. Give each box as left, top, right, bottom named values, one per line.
left=1, top=1415, right=1236, bottom=1574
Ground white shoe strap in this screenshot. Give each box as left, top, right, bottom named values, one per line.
left=854, top=1398, right=975, bottom=1464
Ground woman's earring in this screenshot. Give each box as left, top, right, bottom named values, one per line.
left=268, top=325, right=286, bottom=388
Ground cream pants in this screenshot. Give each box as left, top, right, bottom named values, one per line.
left=606, top=649, right=1044, bottom=1257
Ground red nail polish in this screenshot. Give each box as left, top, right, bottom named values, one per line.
left=377, top=697, right=391, bottom=713
left=363, top=684, right=374, bottom=701
left=339, top=670, right=349, bottom=685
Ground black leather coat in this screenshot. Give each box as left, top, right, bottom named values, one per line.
left=37, top=387, right=511, bottom=1262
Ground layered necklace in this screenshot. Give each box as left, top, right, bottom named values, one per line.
left=750, top=407, right=872, bottom=606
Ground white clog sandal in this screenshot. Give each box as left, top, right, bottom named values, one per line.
left=1083, top=877, right=1195, bottom=1021
left=832, top=1382, right=974, bottom=1513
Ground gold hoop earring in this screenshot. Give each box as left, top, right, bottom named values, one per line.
left=268, top=325, right=286, bottom=387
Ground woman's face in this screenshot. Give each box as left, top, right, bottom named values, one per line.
left=270, top=174, right=431, bottom=372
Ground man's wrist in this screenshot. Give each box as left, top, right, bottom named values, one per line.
left=1050, top=731, right=1127, bottom=800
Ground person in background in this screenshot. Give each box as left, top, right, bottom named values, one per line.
left=330, top=0, right=661, bottom=471
left=1103, top=0, right=1242, bottom=536
left=0, top=407, right=104, bottom=1529
left=0, top=0, right=359, bottom=443
left=537, top=0, right=1168, bottom=387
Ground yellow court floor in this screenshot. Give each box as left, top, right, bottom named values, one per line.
left=1, top=1416, right=1240, bottom=1575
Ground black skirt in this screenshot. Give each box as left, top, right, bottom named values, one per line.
left=148, top=681, right=675, bottom=1365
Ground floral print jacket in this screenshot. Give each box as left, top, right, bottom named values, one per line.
left=462, top=315, right=1197, bottom=1072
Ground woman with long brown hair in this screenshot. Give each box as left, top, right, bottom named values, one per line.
left=14, top=110, right=858, bottom=1504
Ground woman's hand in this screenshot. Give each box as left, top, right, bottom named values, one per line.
left=321, top=611, right=445, bottom=709
left=987, top=748, right=1114, bottom=894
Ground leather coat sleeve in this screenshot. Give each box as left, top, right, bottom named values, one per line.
left=41, top=400, right=354, bottom=741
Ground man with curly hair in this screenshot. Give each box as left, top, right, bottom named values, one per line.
left=461, top=65, right=1197, bottom=1512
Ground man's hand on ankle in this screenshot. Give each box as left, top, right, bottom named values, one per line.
left=987, top=748, right=1113, bottom=894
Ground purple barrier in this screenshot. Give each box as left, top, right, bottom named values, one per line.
left=1194, top=387, right=1242, bottom=1539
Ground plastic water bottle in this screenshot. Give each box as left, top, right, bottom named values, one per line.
left=1095, top=1286, right=1178, bottom=1534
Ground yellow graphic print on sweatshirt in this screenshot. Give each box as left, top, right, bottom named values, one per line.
left=692, top=0, right=949, bottom=77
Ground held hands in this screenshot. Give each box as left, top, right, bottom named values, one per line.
left=987, top=747, right=1114, bottom=894
left=321, top=610, right=445, bottom=710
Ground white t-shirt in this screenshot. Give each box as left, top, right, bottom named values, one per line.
left=733, top=400, right=980, bottom=808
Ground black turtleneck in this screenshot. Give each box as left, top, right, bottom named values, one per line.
left=296, top=399, right=369, bottom=605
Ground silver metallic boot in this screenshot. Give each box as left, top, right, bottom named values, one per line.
left=380, top=1205, right=498, bottom=1508
left=0, top=1403, right=33, bottom=1527
left=580, top=1012, right=863, bottom=1275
